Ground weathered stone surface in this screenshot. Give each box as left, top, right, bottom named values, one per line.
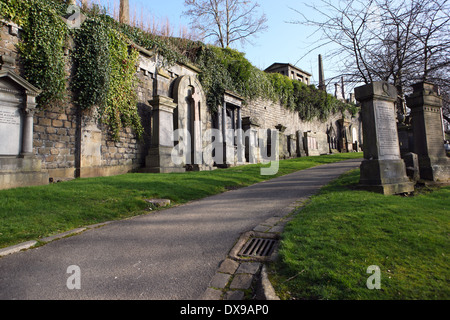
left=218, top=259, right=240, bottom=274
left=144, top=198, right=171, bottom=207
left=355, top=82, right=414, bottom=195
left=236, top=262, right=261, bottom=275
left=230, top=274, right=253, bottom=290
left=209, top=273, right=231, bottom=289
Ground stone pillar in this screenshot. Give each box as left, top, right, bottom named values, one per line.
left=406, top=82, right=450, bottom=183
left=0, top=56, right=48, bottom=189
left=143, top=96, right=184, bottom=173
left=189, top=87, right=202, bottom=167
left=221, top=101, right=228, bottom=167
left=296, top=131, right=307, bottom=157
left=236, top=106, right=245, bottom=163
left=21, top=94, right=38, bottom=157
left=242, top=117, right=260, bottom=164
left=355, top=82, right=414, bottom=195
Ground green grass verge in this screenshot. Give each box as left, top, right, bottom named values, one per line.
left=269, top=169, right=450, bottom=300
left=0, top=153, right=362, bottom=249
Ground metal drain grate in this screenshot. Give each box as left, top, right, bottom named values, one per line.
left=238, top=237, right=277, bottom=258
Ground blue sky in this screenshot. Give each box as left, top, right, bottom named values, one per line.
left=91, top=0, right=341, bottom=92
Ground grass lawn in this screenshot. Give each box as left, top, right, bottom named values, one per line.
left=269, top=169, right=450, bottom=300
left=0, top=153, right=362, bottom=249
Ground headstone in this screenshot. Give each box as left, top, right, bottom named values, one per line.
left=220, top=91, right=244, bottom=167
left=172, top=75, right=212, bottom=171
left=296, top=130, right=307, bottom=157
left=288, top=134, right=297, bottom=158
left=403, top=152, right=420, bottom=182
left=355, top=81, right=414, bottom=195
left=119, top=0, right=130, bottom=25
left=318, top=54, right=326, bottom=91
left=242, top=117, right=260, bottom=164
left=406, top=82, right=450, bottom=183
left=275, top=124, right=288, bottom=159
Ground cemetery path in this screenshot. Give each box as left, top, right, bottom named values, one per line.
left=0, top=159, right=361, bottom=300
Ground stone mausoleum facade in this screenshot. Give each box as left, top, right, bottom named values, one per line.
left=0, top=20, right=362, bottom=190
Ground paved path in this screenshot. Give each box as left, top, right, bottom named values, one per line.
left=0, top=159, right=361, bottom=300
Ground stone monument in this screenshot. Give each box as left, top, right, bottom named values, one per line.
left=0, top=55, right=48, bottom=189
left=355, top=81, right=414, bottom=195
left=406, top=82, right=450, bottom=183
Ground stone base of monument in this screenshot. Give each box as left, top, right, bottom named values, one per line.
left=418, top=156, right=450, bottom=183
left=0, top=157, right=48, bottom=190
left=359, top=159, right=415, bottom=195
left=141, top=146, right=186, bottom=173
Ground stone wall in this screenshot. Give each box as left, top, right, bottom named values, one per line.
left=0, top=18, right=362, bottom=190
left=242, top=97, right=362, bottom=156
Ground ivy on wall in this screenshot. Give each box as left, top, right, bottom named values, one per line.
left=103, top=28, right=141, bottom=140
left=72, top=17, right=110, bottom=111
left=0, top=0, right=144, bottom=141
left=0, top=0, right=68, bottom=106
left=192, top=45, right=359, bottom=121
left=72, top=16, right=143, bottom=140
left=1, top=0, right=358, bottom=142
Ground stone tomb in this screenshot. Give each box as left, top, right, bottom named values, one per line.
left=355, top=82, right=414, bottom=195
left=217, top=90, right=245, bottom=167
left=406, top=82, right=450, bottom=183
left=0, top=56, right=48, bottom=189
left=304, top=131, right=328, bottom=156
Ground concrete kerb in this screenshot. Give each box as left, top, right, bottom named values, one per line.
left=0, top=221, right=113, bottom=258
left=0, top=198, right=175, bottom=259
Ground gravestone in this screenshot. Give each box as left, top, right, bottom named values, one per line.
left=219, top=91, right=244, bottom=167
left=288, top=134, right=297, bottom=158
left=0, top=55, right=48, bottom=189
left=304, top=132, right=319, bottom=156
left=296, top=130, right=307, bottom=157
left=406, top=82, right=450, bottom=183
left=142, top=95, right=183, bottom=173
left=338, top=118, right=351, bottom=152
left=355, top=82, right=414, bottom=195
left=242, top=117, right=260, bottom=164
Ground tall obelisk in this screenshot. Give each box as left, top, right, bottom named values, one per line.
left=318, top=54, right=326, bottom=91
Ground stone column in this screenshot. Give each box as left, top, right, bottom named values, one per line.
left=406, top=82, right=450, bottom=183
left=21, top=93, right=38, bottom=157
left=143, top=95, right=184, bottom=173
left=221, top=101, right=228, bottom=166
left=318, top=54, right=326, bottom=91
left=355, top=82, right=414, bottom=195
left=236, top=106, right=245, bottom=163
left=119, top=0, right=130, bottom=25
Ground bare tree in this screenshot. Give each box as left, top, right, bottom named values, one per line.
left=291, top=0, right=450, bottom=120
left=183, top=0, right=268, bottom=48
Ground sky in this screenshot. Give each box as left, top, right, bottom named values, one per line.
left=90, top=0, right=342, bottom=94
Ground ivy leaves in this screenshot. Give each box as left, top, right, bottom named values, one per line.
left=72, top=17, right=142, bottom=141
left=2, top=0, right=68, bottom=106
left=72, top=18, right=110, bottom=111
left=194, top=45, right=359, bottom=121
left=103, top=29, right=142, bottom=141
